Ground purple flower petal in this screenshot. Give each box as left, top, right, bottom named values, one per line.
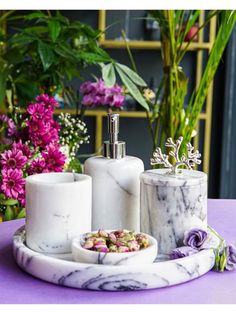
left=183, top=228, right=208, bottom=249
left=170, top=246, right=199, bottom=259
left=226, top=244, right=236, bottom=271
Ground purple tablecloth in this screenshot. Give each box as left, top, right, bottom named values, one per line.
left=0, top=199, right=236, bottom=304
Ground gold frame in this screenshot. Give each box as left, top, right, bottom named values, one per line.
left=97, top=10, right=217, bottom=174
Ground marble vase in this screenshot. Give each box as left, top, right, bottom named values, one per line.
left=25, top=172, right=92, bottom=254
left=140, top=169, right=207, bottom=254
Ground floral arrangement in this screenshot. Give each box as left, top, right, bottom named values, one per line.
left=82, top=229, right=149, bottom=253
left=80, top=79, right=125, bottom=110
left=170, top=227, right=236, bottom=272
left=0, top=94, right=89, bottom=221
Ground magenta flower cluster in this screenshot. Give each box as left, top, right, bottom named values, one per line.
left=0, top=95, right=66, bottom=206
left=80, top=79, right=125, bottom=108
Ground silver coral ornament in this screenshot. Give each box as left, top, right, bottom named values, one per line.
left=150, top=136, right=201, bottom=175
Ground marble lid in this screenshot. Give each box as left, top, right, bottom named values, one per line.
left=140, top=169, right=207, bottom=187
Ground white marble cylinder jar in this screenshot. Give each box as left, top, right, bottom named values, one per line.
left=140, top=169, right=207, bottom=254
left=25, top=172, right=92, bottom=254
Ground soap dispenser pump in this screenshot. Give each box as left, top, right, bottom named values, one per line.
left=84, top=113, right=144, bottom=231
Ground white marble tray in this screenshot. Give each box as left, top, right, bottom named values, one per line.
left=13, top=226, right=215, bottom=291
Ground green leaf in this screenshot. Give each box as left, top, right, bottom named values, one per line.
left=24, top=12, right=47, bottom=21
left=48, top=20, right=61, bottom=42
left=1, top=199, right=18, bottom=206
left=15, top=81, right=40, bottom=102
left=17, top=208, right=26, bottom=219
left=116, top=66, right=149, bottom=111
left=4, top=206, right=15, bottom=221
left=116, top=63, right=147, bottom=87
left=38, top=41, right=55, bottom=71
left=79, top=52, right=111, bottom=64
left=102, top=63, right=116, bottom=87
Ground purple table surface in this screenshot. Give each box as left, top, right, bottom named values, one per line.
left=0, top=199, right=236, bottom=304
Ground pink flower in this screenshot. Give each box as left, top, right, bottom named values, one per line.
left=95, top=80, right=106, bottom=95
left=27, top=103, right=53, bottom=121
left=111, top=94, right=125, bottom=108
left=35, top=94, right=59, bottom=108
left=1, top=169, right=25, bottom=199
left=81, top=94, right=95, bottom=106
left=80, top=81, right=94, bottom=94
left=28, top=158, right=48, bottom=175
left=1, top=148, right=27, bottom=170
left=80, top=79, right=124, bottom=108
left=27, top=119, right=49, bottom=134
left=42, top=144, right=66, bottom=172
left=109, top=84, right=123, bottom=94
left=12, top=140, right=32, bottom=158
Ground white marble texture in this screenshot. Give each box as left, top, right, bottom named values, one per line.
left=25, top=172, right=92, bottom=254
left=13, top=226, right=215, bottom=291
left=72, top=232, right=158, bottom=265
left=140, top=169, right=207, bottom=254
left=84, top=156, right=144, bottom=231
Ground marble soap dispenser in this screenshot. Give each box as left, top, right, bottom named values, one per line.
left=84, top=113, right=144, bottom=231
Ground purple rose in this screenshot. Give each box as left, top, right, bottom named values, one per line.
left=170, top=246, right=198, bottom=259
left=226, top=244, right=236, bottom=271
left=183, top=228, right=208, bottom=249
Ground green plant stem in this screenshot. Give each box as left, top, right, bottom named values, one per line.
left=121, top=30, right=137, bottom=73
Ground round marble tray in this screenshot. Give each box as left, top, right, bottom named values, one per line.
left=13, top=226, right=215, bottom=291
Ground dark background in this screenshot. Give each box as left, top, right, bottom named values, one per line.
left=9, top=10, right=236, bottom=199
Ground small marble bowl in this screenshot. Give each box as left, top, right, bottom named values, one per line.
left=72, top=231, right=158, bottom=266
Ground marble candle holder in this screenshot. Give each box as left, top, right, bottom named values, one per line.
left=140, top=169, right=207, bottom=254
left=25, top=172, right=92, bottom=254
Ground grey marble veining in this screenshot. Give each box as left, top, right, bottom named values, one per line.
left=84, top=156, right=144, bottom=231
left=140, top=169, right=207, bottom=254
left=13, top=226, right=215, bottom=291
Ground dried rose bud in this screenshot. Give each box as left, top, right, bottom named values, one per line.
left=94, top=244, right=109, bottom=253
left=98, top=229, right=108, bottom=238
left=109, top=232, right=117, bottom=244
left=109, top=244, right=118, bottom=252
left=121, top=233, right=135, bottom=243
left=136, top=234, right=149, bottom=248
left=94, top=237, right=106, bottom=245
left=116, top=240, right=125, bottom=247
left=114, top=230, right=125, bottom=238
left=127, top=240, right=140, bottom=251
left=118, top=246, right=129, bottom=253
left=83, top=239, right=94, bottom=249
